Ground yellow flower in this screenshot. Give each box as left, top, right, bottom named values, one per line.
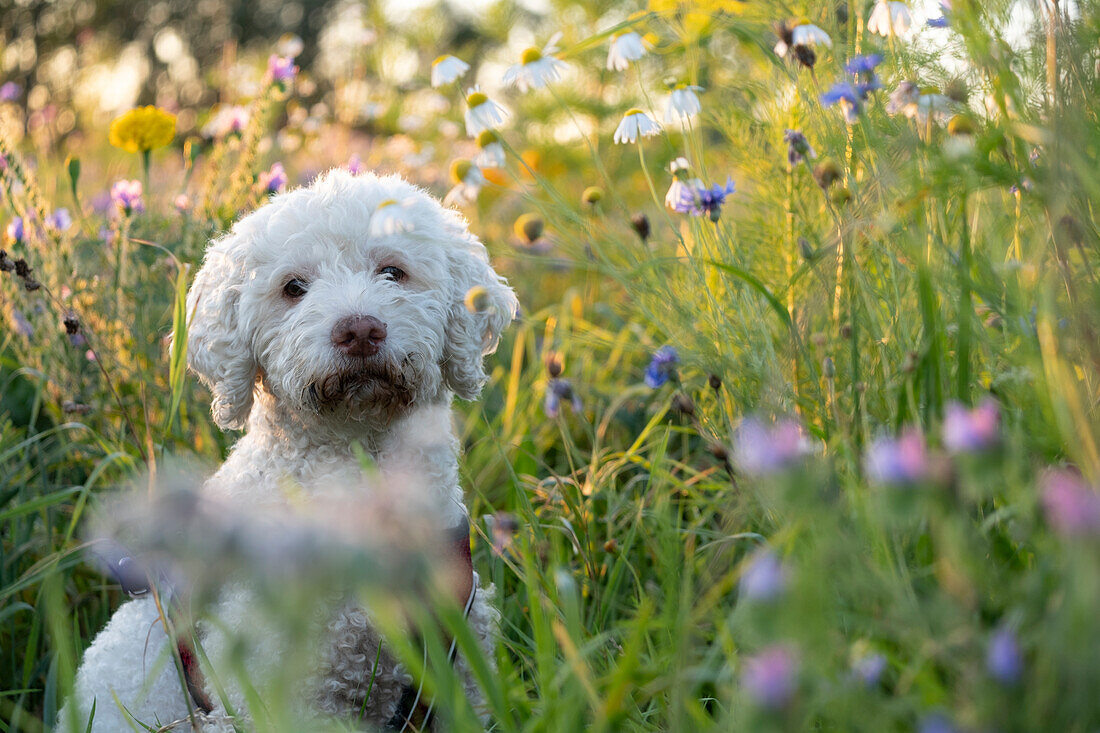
left=109, top=106, right=177, bottom=153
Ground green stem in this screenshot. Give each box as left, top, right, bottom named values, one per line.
left=956, top=195, right=972, bottom=404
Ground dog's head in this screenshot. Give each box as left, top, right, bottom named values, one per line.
left=184, top=169, right=517, bottom=430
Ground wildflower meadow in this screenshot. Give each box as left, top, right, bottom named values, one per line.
left=3, top=0, right=1100, bottom=730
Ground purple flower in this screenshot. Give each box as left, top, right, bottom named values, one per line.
left=111, top=179, right=144, bottom=214
left=99, top=226, right=117, bottom=246
left=739, top=550, right=788, bottom=601
left=258, top=162, right=287, bottom=194
left=544, top=378, right=582, bottom=418
left=1040, top=469, right=1100, bottom=537
left=347, top=154, right=364, bottom=175
left=734, top=417, right=807, bottom=475
left=943, top=399, right=999, bottom=453
left=851, top=653, right=887, bottom=687
left=987, top=626, right=1023, bottom=685
left=47, top=208, right=72, bottom=232
left=6, top=216, right=24, bottom=243
left=741, top=646, right=798, bottom=709
left=0, top=81, right=20, bottom=101
left=845, top=54, right=883, bottom=75
left=644, top=346, right=679, bottom=388
left=674, top=178, right=736, bottom=221
left=784, top=129, right=815, bottom=167
left=821, top=82, right=863, bottom=123
left=10, top=308, right=33, bottom=337
left=919, top=713, right=958, bottom=733
left=267, top=54, right=298, bottom=83
left=865, top=429, right=929, bottom=485
left=0, top=81, right=21, bottom=101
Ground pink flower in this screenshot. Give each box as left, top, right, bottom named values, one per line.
left=267, top=55, right=297, bottom=84
left=742, top=645, right=798, bottom=709
left=865, top=429, right=929, bottom=485
left=110, top=180, right=144, bottom=214
left=258, top=162, right=287, bottom=194
left=1040, top=469, right=1100, bottom=537
left=943, top=399, right=999, bottom=453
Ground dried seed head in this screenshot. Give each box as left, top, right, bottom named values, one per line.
left=545, top=351, right=564, bottom=378
left=793, top=44, right=817, bottom=70
left=631, top=213, right=651, bottom=241
left=672, top=393, right=695, bottom=416
left=63, top=314, right=80, bottom=335
left=708, top=374, right=722, bottom=390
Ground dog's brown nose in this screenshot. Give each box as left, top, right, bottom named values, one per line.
left=331, top=315, right=387, bottom=357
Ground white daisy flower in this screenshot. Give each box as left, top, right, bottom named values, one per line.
left=476, top=130, right=507, bottom=169
left=443, top=159, right=487, bottom=207
left=664, top=84, right=703, bottom=124
left=613, top=108, right=661, bottom=144
left=867, top=1, right=912, bottom=37
left=607, top=31, right=647, bottom=71
left=887, top=82, right=952, bottom=124
left=503, top=32, right=569, bottom=92
left=370, top=199, right=417, bottom=237
left=665, top=158, right=701, bottom=210
left=431, top=55, right=469, bottom=87
left=464, top=85, right=510, bottom=137
left=791, top=23, right=833, bottom=48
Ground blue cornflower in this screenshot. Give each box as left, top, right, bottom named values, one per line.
left=927, top=1, right=951, bottom=27
left=6, top=216, right=24, bottom=243
left=784, top=129, right=816, bottom=167
left=675, top=178, right=736, bottom=221
left=844, top=54, right=883, bottom=75
left=856, top=77, right=883, bottom=99
left=987, top=626, right=1023, bottom=685
left=644, top=346, right=679, bottom=388
left=544, top=378, right=582, bottom=418
left=821, top=82, right=863, bottom=124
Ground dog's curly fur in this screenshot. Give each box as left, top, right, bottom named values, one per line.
left=63, top=169, right=518, bottom=731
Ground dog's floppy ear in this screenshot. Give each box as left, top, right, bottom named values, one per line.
left=184, top=232, right=258, bottom=430
left=441, top=224, right=518, bottom=400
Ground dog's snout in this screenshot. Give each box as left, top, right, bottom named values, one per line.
left=331, top=315, right=387, bottom=357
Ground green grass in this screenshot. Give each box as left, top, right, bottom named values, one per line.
left=4, top=1, right=1100, bottom=730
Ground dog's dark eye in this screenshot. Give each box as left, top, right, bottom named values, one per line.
left=379, top=266, right=406, bottom=282
left=283, top=278, right=309, bottom=299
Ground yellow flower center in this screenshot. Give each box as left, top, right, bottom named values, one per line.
left=625, top=108, right=645, bottom=117
left=450, top=159, right=473, bottom=184
left=432, top=55, right=450, bottom=66
left=376, top=199, right=398, bottom=210
left=520, top=47, right=543, bottom=65
left=921, top=86, right=942, bottom=96
left=466, top=91, right=488, bottom=107
left=476, top=130, right=499, bottom=148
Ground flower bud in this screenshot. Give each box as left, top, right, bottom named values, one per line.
left=514, top=213, right=544, bottom=243
left=823, top=356, right=835, bottom=378
left=582, top=186, right=604, bottom=206
left=813, top=159, right=841, bottom=189
left=464, top=285, right=490, bottom=313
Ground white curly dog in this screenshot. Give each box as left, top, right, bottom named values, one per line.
left=63, top=169, right=517, bottom=731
